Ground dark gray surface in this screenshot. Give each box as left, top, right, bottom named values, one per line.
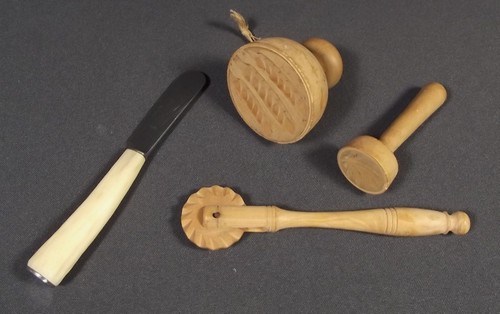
left=1, top=1, right=499, bottom=313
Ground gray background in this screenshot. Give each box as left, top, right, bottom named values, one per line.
left=1, top=1, right=499, bottom=313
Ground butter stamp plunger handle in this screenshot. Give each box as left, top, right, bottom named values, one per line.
left=203, top=205, right=471, bottom=236
left=379, top=82, right=447, bottom=152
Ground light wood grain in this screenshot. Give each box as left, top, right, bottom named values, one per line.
left=303, top=37, right=343, bottom=88
left=181, top=186, right=470, bottom=250
left=203, top=206, right=470, bottom=236
left=27, top=149, right=145, bottom=286
left=380, top=82, right=447, bottom=152
left=227, top=11, right=342, bottom=143
left=337, top=83, right=447, bottom=194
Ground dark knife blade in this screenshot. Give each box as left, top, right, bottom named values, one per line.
left=128, top=71, right=209, bottom=157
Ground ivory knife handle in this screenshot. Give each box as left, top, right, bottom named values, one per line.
left=27, top=148, right=145, bottom=286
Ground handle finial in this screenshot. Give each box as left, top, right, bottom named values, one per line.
left=449, top=211, right=471, bottom=235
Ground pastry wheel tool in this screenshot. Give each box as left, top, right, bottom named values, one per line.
left=181, top=186, right=470, bottom=250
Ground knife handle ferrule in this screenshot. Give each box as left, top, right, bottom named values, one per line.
left=27, top=148, right=145, bottom=286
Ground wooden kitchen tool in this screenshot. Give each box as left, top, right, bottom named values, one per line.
left=337, top=82, right=447, bottom=195
left=227, top=10, right=343, bottom=143
left=181, top=186, right=470, bottom=250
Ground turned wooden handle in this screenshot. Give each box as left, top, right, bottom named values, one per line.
left=203, top=206, right=470, bottom=236
left=379, top=82, right=447, bottom=152
left=27, top=149, right=145, bottom=286
left=302, top=38, right=343, bottom=88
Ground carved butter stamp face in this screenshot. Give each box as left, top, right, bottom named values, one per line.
left=227, top=11, right=342, bottom=144
left=228, top=43, right=312, bottom=143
